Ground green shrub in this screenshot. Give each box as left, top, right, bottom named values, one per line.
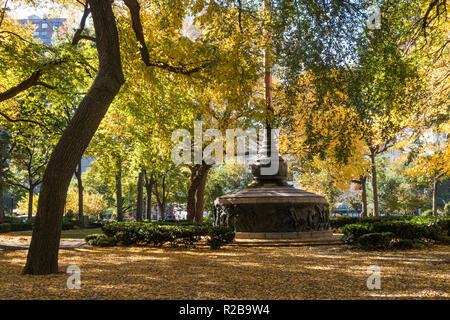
left=3, top=217, right=26, bottom=224
left=202, top=216, right=214, bottom=225
left=371, top=221, right=426, bottom=239
left=100, top=221, right=235, bottom=249
left=0, top=220, right=33, bottom=233
left=85, top=234, right=104, bottom=245
left=341, top=224, right=373, bottom=244
left=422, top=209, right=433, bottom=216
left=97, top=236, right=117, bottom=247
left=61, top=221, right=75, bottom=230
left=330, top=215, right=416, bottom=230
left=444, top=203, right=450, bottom=216
left=85, top=234, right=104, bottom=242
left=435, top=235, right=450, bottom=245
left=0, top=223, right=12, bottom=233
left=85, top=234, right=116, bottom=246
left=329, top=216, right=360, bottom=229
left=144, top=228, right=173, bottom=246
left=362, top=215, right=413, bottom=223
left=357, top=232, right=393, bottom=250
left=9, top=222, right=33, bottom=231
left=391, top=238, right=419, bottom=249
left=409, top=216, right=448, bottom=239
left=207, top=226, right=235, bottom=249
left=341, top=215, right=449, bottom=251
left=87, top=221, right=104, bottom=228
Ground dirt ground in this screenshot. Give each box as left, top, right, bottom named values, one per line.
left=0, top=244, right=448, bottom=299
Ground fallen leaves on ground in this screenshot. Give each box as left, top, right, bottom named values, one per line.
left=0, top=244, right=448, bottom=299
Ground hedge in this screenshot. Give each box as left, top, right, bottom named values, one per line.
left=0, top=222, right=33, bottom=233
left=330, top=215, right=415, bottom=230
left=341, top=224, right=373, bottom=244
left=341, top=216, right=449, bottom=250
left=0, top=218, right=103, bottom=234
left=357, top=232, right=393, bottom=250
left=95, top=221, right=235, bottom=249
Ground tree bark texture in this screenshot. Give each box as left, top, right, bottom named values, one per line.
left=23, top=0, right=124, bottom=275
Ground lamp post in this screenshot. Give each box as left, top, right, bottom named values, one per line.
left=213, top=0, right=332, bottom=240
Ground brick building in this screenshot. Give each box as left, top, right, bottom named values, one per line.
left=18, top=14, right=65, bottom=44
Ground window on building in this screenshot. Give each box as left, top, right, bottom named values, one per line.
left=40, top=31, right=47, bottom=36
left=42, top=23, right=48, bottom=28
left=33, top=32, right=39, bottom=36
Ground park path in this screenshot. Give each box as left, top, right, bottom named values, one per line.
left=0, top=239, right=86, bottom=251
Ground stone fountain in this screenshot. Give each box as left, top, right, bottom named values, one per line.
left=212, top=130, right=333, bottom=240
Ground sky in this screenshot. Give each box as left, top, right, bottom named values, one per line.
left=9, top=2, right=68, bottom=19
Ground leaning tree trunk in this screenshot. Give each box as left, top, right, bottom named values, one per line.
left=136, top=170, right=144, bottom=222
left=75, top=160, right=84, bottom=225
left=361, top=176, right=367, bottom=217
left=369, top=149, right=379, bottom=217
left=432, top=174, right=438, bottom=216
left=116, top=164, right=123, bottom=222
left=27, top=187, right=34, bottom=220
left=23, top=0, right=124, bottom=275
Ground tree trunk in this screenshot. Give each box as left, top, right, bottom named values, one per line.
left=153, top=177, right=166, bottom=221
left=27, top=187, right=34, bottom=220
left=187, top=164, right=212, bottom=222
left=155, top=192, right=165, bottom=222
left=144, top=171, right=153, bottom=220
left=116, top=164, right=123, bottom=222
left=157, top=201, right=165, bottom=221
left=23, top=0, right=124, bottom=275
left=144, top=174, right=153, bottom=221
left=432, top=174, right=438, bottom=216
left=161, top=176, right=166, bottom=221
left=361, top=176, right=367, bottom=217
left=187, top=165, right=200, bottom=222
left=0, top=172, right=4, bottom=223
left=194, top=164, right=211, bottom=223
left=75, top=160, right=84, bottom=225
left=136, top=170, right=144, bottom=222
left=369, top=148, right=379, bottom=216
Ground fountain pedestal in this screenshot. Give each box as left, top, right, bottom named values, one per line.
left=213, top=134, right=333, bottom=240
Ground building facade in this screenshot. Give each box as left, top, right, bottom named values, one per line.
left=18, top=15, right=65, bottom=44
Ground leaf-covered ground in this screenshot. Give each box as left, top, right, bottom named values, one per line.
left=0, top=244, right=448, bottom=299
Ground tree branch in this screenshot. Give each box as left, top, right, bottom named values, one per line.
left=0, top=71, right=42, bottom=102
left=123, top=0, right=213, bottom=75
left=72, top=3, right=92, bottom=45
left=0, top=111, right=52, bottom=133
left=0, top=59, right=66, bottom=102
left=123, top=0, right=150, bottom=65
